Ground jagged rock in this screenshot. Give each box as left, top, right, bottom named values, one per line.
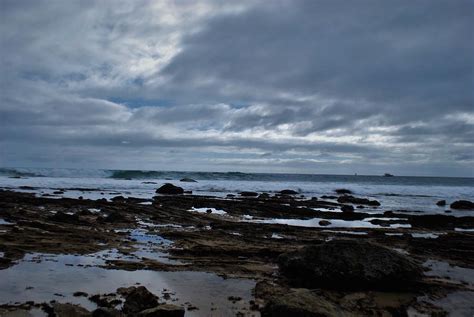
left=122, top=286, right=159, bottom=314
left=52, top=303, right=91, bottom=317
left=279, top=189, right=298, bottom=195
left=278, top=240, right=422, bottom=290
left=137, top=304, right=185, bottom=317
left=156, top=184, right=184, bottom=195
left=337, top=195, right=381, bottom=206
left=450, top=200, right=474, bottom=210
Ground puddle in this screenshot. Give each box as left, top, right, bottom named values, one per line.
left=454, top=228, right=474, bottom=232
left=411, top=233, right=443, bottom=239
left=249, top=217, right=411, bottom=229
left=190, top=207, right=227, bottom=215
left=0, top=218, right=14, bottom=225
left=424, top=259, right=474, bottom=286
left=271, top=233, right=284, bottom=239
left=321, top=230, right=368, bottom=235
left=0, top=253, right=259, bottom=317
left=385, top=232, right=404, bottom=236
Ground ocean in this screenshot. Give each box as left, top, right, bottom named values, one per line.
left=1, top=167, right=473, bottom=215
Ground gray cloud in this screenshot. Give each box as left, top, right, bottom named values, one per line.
left=0, top=0, right=473, bottom=176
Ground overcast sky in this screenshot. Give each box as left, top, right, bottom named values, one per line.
left=0, top=0, right=473, bottom=176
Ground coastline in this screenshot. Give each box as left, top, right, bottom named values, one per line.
left=1, top=186, right=473, bottom=316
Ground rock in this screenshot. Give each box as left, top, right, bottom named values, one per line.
left=321, top=195, right=337, bottom=199
left=278, top=239, right=422, bottom=290
left=122, top=286, right=159, bottom=314
left=261, top=288, right=352, bottom=317
left=341, top=205, right=354, bottom=213
left=111, top=196, right=126, bottom=202
left=436, top=200, right=446, bottom=206
left=103, top=212, right=128, bottom=223
left=318, top=220, right=331, bottom=226
left=335, top=189, right=352, bottom=195
left=52, top=303, right=91, bottom=317
left=337, top=195, right=381, bottom=206
left=73, top=291, right=89, bottom=297
left=180, top=178, right=197, bottom=182
left=156, top=184, right=184, bottom=195
left=239, top=191, right=259, bottom=197
left=48, top=212, right=82, bottom=224
left=137, top=304, right=185, bottom=317
left=259, top=193, right=270, bottom=199
left=226, top=194, right=236, bottom=198
left=450, top=200, right=474, bottom=210
left=92, top=307, right=124, bottom=317
left=279, top=189, right=298, bottom=195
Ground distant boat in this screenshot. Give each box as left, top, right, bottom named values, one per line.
left=384, top=173, right=394, bottom=177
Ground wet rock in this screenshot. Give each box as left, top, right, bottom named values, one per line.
left=122, top=286, right=159, bottom=314
left=261, top=288, right=352, bottom=317
left=239, top=191, right=259, bottom=197
left=278, top=239, right=422, bottom=290
left=337, top=195, right=381, bottom=206
left=180, top=178, right=197, bottom=182
left=318, top=220, right=331, bottom=226
left=111, top=196, right=126, bottom=202
left=450, top=200, right=474, bottom=210
left=48, top=212, right=82, bottom=224
left=103, top=212, right=128, bottom=223
left=156, top=184, right=184, bottom=195
left=73, top=291, right=89, bottom=297
left=137, top=304, right=185, bottom=317
left=92, top=307, right=124, bottom=317
left=335, top=189, right=352, bottom=195
left=259, top=193, right=270, bottom=199
left=279, top=189, right=298, bottom=195
left=436, top=200, right=446, bottom=206
left=52, top=303, right=91, bottom=317
left=226, top=194, right=236, bottom=198
left=321, top=195, right=337, bottom=199
left=341, top=205, right=354, bottom=213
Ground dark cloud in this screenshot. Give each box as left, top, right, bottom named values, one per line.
left=0, top=0, right=472, bottom=175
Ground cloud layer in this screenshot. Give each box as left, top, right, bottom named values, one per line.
left=1, top=0, right=473, bottom=176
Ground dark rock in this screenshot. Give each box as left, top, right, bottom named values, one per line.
left=240, top=191, right=259, bottom=197
left=341, top=205, right=354, bottom=213
left=337, top=195, right=381, bottom=206
left=261, top=288, right=350, bottom=317
left=226, top=194, right=236, bottom=198
left=259, top=193, right=270, bottom=199
left=278, top=239, right=422, bottom=290
left=19, top=186, right=36, bottom=190
left=183, top=190, right=192, bottom=194
left=318, top=220, right=331, bottom=226
left=137, top=304, right=185, bottom=317
left=104, top=212, right=128, bottom=223
left=92, top=307, right=123, bottom=317
left=180, top=178, right=197, bottom=182
left=48, top=212, right=82, bottom=224
left=335, top=189, right=352, bottom=195
left=279, top=189, right=298, bottom=195
left=321, top=195, right=337, bottom=199
left=436, top=200, right=446, bottom=206
left=142, top=181, right=158, bottom=184
left=53, top=191, right=65, bottom=195
left=356, top=205, right=365, bottom=209
left=156, top=184, right=184, bottom=195
left=52, top=303, right=91, bottom=317
left=450, top=200, right=474, bottom=210
left=111, top=196, right=126, bottom=202
left=122, top=286, right=159, bottom=314
left=73, top=291, right=89, bottom=297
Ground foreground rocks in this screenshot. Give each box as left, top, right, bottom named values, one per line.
left=278, top=240, right=423, bottom=290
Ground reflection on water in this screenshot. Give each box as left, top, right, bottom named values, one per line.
left=0, top=253, right=258, bottom=317
left=249, top=217, right=411, bottom=229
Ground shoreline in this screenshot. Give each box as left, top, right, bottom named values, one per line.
left=1, top=188, right=473, bottom=316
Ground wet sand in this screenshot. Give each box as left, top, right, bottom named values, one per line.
left=0, top=189, right=473, bottom=316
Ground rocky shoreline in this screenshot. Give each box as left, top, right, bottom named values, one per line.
left=0, top=187, right=473, bottom=316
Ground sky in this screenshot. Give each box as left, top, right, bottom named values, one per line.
left=0, top=0, right=473, bottom=176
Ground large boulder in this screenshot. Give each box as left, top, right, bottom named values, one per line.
left=337, top=195, right=380, bottom=206
left=278, top=240, right=422, bottom=290
left=137, top=304, right=185, bottom=317
left=156, top=184, right=184, bottom=195
left=450, top=200, right=474, bottom=210
left=122, top=286, right=159, bottom=314
left=335, top=189, right=352, bottom=195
